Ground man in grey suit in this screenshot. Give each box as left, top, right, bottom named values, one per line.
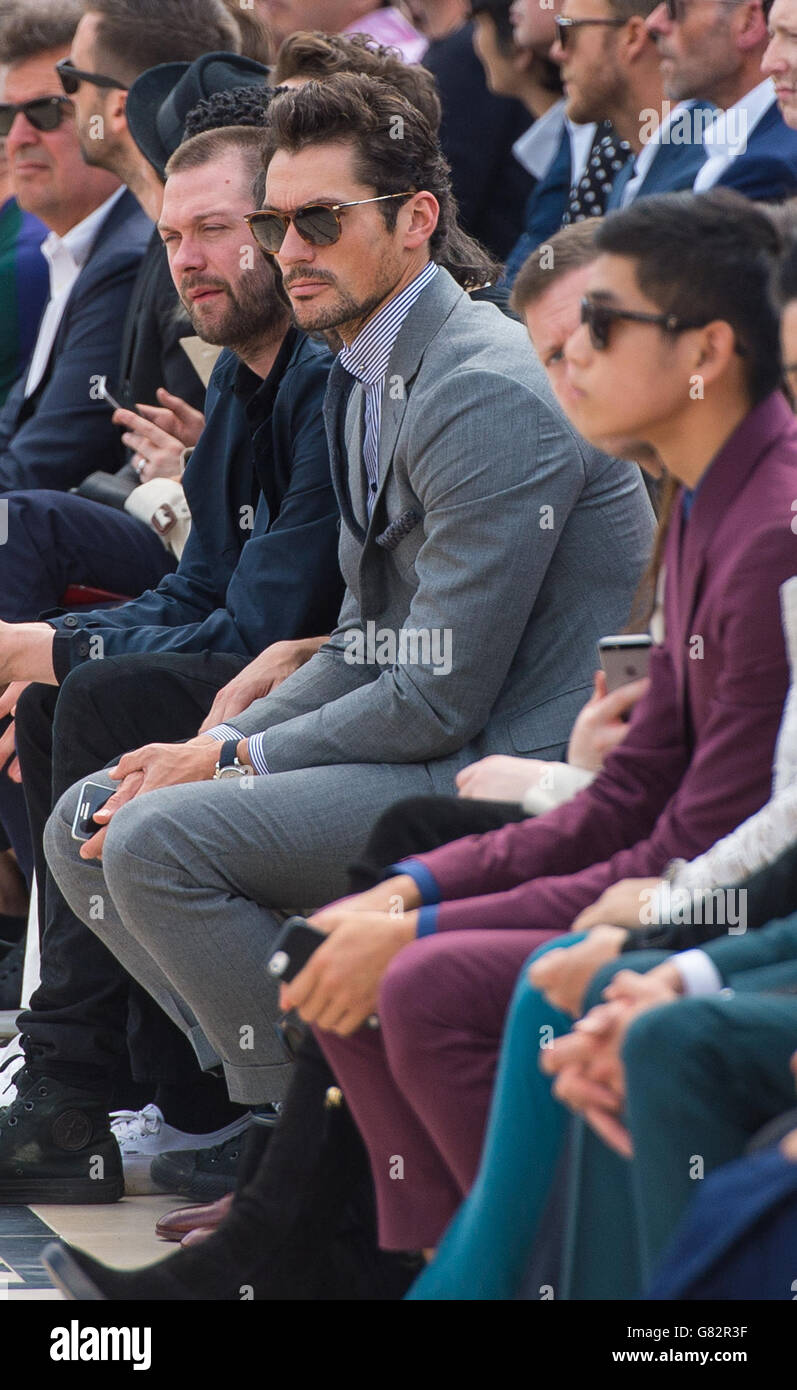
left=45, top=75, right=653, bottom=1129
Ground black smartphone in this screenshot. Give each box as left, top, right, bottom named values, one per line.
left=71, top=781, right=115, bottom=841
left=597, top=634, right=653, bottom=695
left=267, top=916, right=326, bottom=982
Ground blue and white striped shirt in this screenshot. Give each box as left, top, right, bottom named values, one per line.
left=339, top=259, right=438, bottom=518
left=206, top=261, right=439, bottom=777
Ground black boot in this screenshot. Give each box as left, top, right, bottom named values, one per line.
left=0, top=1068, right=123, bottom=1203
left=43, top=1036, right=422, bottom=1299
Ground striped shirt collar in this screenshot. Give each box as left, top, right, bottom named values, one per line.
left=339, top=261, right=438, bottom=386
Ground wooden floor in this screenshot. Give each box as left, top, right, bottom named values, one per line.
left=1, top=1195, right=178, bottom=1299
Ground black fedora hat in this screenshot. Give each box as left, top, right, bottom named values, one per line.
left=127, top=50, right=270, bottom=180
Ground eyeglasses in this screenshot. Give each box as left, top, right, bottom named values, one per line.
left=0, top=96, right=73, bottom=136
left=244, top=192, right=415, bottom=254
left=580, top=297, right=707, bottom=349
left=554, top=14, right=626, bottom=47
left=55, top=57, right=128, bottom=95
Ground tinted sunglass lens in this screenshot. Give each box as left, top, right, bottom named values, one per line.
left=252, top=214, right=287, bottom=253
left=294, top=205, right=341, bottom=246
left=29, top=100, right=64, bottom=131
left=57, top=62, right=79, bottom=95
left=0, top=109, right=13, bottom=137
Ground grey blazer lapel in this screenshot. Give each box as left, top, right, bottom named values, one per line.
left=322, top=356, right=365, bottom=543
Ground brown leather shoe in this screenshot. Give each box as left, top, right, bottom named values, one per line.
left=155, top=1192, right=234, bottom=1242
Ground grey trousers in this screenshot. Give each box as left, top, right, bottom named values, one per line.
left=45, top=760, right=439, bottom=1104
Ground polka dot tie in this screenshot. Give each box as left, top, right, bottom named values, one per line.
left=563, top=121, right=632, bottom=224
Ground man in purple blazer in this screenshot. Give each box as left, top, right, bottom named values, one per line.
left=282, top=189, right=797, bottom=1255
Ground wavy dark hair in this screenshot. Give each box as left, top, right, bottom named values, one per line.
left=260, top=73, right=500, bottom=290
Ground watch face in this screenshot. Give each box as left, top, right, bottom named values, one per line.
left=216, top=765, right=245, bottom=779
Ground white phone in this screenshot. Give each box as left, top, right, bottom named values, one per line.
left=598, top=634, right=653, bottom=694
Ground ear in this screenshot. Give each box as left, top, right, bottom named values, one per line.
left=624, top=14, right=653, bottom=60
left=401, top=191, right=439, bottom=250
left=689, top=319, right=738, bottom=387
left=732, top=0, right=769, bottom=51
left=106, top=86, right=128, bottom=133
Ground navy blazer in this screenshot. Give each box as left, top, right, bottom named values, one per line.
left=647, top=1144, right=797, bottom=1300
left=605, top=105, right=712, bottom=209
left=715, top=98, right=797, bottom=201
left=0, top=189, right=151, bottom=493
left=49, top=330, right=344, bottom=677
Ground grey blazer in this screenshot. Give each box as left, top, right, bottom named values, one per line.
left=231, top=267, right=654, bottom=790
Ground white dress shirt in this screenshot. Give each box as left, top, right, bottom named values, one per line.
left=693, top=78, right=776, bottom=192
left=513, top=101, right=596, bottom=188
left=24, top=187, right=125, bottom=399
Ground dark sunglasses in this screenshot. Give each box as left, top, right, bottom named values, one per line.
left=554, top=14, right=626, bottom=47
left=580, top=297, right=707, bottom=350
left=55, top=57, right=128, bottom=96
left=0, top=95, right=73, bottom=136
left=244, top=191, right=414, bottom=254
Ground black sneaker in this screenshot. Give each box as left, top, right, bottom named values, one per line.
left=150, top=1106, right=280, bottom=1201
left=0, top=1070, right=123, bottom=1204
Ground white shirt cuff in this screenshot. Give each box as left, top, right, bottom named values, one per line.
left=672, top=949, right=724, bottom=996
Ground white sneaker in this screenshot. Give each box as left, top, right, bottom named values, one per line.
left=111, top=1103, right=252, bottom=1195
left=0, top=1033, right=25, bottom=1107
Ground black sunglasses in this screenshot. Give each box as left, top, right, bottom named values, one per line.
left=55, top=57, right=128, bottom=96
left=245, top=191, right=414, bottom=254
left=0, top=95, right=73, bottom=137
left=554, top=14, right=626, bottom=47
left=580, top=297, right=707, bottom=350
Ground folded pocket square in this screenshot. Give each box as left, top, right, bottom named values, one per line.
left=376, top=508, right=422, bottom=551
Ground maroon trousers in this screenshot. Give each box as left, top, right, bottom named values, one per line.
left=317, top=927, right=556, bottom=1249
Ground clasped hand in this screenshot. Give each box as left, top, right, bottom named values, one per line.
left=80, top=736, right=219, bottom=860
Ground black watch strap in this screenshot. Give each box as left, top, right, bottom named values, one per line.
left=219, top=738, right=240, bottom=770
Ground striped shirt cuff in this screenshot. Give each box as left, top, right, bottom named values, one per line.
left=389, top=859, right=442, bottom=904
left=205, top=724, right=244, bottom=744
left=247, top=733, right=270, bottom=777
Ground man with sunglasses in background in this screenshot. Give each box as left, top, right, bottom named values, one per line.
left=0, top=1, right=151, bottom=493
left=647, top=0, right=797, bottom=198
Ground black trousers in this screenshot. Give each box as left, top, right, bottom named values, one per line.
left=0, top=491, right=174, bottom=885
left=347, top=794, right=529, bottom=892
left=15, top=650, right=247, bottom=1098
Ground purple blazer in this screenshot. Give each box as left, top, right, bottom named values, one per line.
left=415, top=392, right=797, bottom=934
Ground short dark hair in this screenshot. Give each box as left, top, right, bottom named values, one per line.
left=261, top=73, right=499, bottom=290
left=596, top=189, right=783, bottom=404
left=165, top=123, right=265, bottom=196
left=221, top=0, right=273, bottom=63
left=83, top=0, right=242, bottom=85
left=774, top=240, right=797, bottom=310
left=0, top=0, right=82, bottom=64
left=274, top=30, right=442, bottom=132
left=183, top=85, right=272, bottom=141
left=511, top=221, right=600, bottom=313
left=469, top=1, right=514, bottom=53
